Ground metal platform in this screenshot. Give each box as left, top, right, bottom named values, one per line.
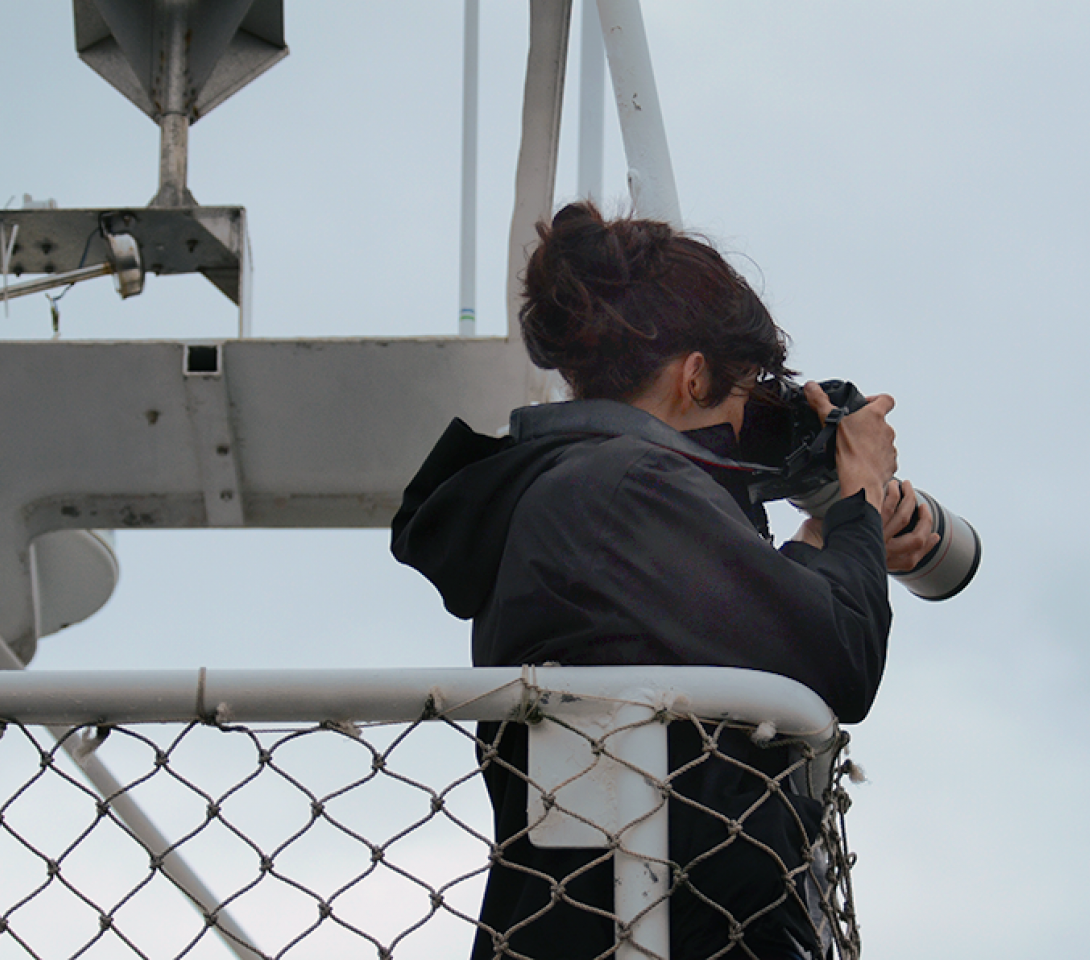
left=0, top=335, right=539, bottom=663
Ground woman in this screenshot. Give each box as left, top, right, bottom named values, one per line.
left=392, top=202, right=936, bottom=959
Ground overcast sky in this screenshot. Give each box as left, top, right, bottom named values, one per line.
left=3, top=3, right=1089, bottom=958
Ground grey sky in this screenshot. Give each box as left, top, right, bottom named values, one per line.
left=3, top=3, right=1088, bottom=957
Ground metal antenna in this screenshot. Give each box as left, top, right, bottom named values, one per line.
left=578, top=0, right=606, bottom=204
left=459, top=0, right=480, bottom=336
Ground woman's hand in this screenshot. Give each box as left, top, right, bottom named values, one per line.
left=804, top=381, right=897, bottom=512
left=882, top=479, right=941, bottom=572
left=792, top=479, right=942, bottom=572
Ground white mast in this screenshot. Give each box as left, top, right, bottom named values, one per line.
left=578, top=0, right=606, bottom=203
left=459, top=0, right=480, bottom=336
left=596, top=0, right=681, bottom=225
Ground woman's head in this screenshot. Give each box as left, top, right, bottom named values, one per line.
left=519, top=202, right=791, bottom=406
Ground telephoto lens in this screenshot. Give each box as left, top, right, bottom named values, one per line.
left=788, top=482, right=981, bottom=601
left=741, top=379, right=982, bottom=600
left=890, top=489, right=981, bottom=601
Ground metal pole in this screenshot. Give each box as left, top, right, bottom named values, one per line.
left=0, top=666, right=837, bottom=740
left=153, top=0, right=194, bottom=207
left=0, top=636, right=263, bottom=960
left=506, top=0, right=573, bottom=339
left=58, top=733, right=266, bottom=960
left=578, top=0, right=606, bottom=203
left=1, top=221, right=18, bottom=317
left=0, top=634, right=23, bottom=671
left=596, top=0, right=681, bottom=225
left=0, top=263, right=113, bottom=302
left=459, top=0, right=480, bottom=337
left=611, top=695, right=670, bottom=959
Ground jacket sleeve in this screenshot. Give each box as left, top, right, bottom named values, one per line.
left=774, top=492, right=892, bottom=721
left=593, top=448, right=892, bottom=722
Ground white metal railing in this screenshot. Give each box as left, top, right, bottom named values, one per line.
left=0, top=667, right=860, bottom=960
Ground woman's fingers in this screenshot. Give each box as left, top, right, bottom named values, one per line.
left=883, top=480, right=941, bottom=572
left=882, top=480, right=915, bottom=534
left=835, top=395, right=897, bottom=508
left=803, top=381, right=835, bottom=421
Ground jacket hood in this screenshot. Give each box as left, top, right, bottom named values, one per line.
left=390, top=400, right=768, bottom=619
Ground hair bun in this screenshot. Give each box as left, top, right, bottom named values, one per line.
left=548, top=202, right=670, bottom=289
left=519, top=201, right=788, bottom=402
left=520, top=203, right=671, bottom=378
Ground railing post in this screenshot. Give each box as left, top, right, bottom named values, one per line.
left=611, top=695, right=670, bottom=959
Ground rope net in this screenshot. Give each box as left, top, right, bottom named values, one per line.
left=0, top=684, right=861, bottom=960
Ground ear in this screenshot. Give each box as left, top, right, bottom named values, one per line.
left=678, top=352, right=709, bottom=408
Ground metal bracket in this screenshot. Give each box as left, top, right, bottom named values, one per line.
left=0, top=207, right=251, bottom=335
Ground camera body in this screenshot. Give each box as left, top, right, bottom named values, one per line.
left=741, top=380, right=981, bottom=601
left=742, top=379, right=864, bottom=509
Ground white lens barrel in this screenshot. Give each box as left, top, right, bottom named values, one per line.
left=787, top=481, right=841, bottom=519
left=890, top=490, right=981, bottom=601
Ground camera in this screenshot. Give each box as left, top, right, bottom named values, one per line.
left=741, top=380, right=981, bottom=601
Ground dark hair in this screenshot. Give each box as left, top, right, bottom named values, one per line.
left=519, top=202, right=791, bottom=404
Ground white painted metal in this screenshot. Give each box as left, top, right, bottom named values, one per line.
left=523, top=693, right=675, bottom=957
left=1, top=2, right=596, bottom=665
left=0, top=206, right=252, bottom=326
left=237, top=224, right=253, bottom=337
left=506, top=0, right=573, bottom=337
left=106, top=231, right=145, bottom=298
left=596, top=0, right=681, bottom=225
left=578, top=0, right=606, bottom=203
left=0, top=665, right=837, bottom=737
left=30, top=530, right=119, bottom=638
left=611, top=695, right=670, bottom=959
left=0, top=338, right=532, bottom=663
left=528, top=707, right=625, bottom=846
left=183, top=349, right=246, bottom=526
left=152, top=0, right=194, bottom=208
left=1, top=220, right=18, bottom=317
left=460, top=0, right=480, bottom=337
left=0, top=232, right=143, bottom=302
left=74, top=0, right=288, bottom=124
left=0, top=262, right=113, bottom=301
left=0, top=665, right=836, bottom=960
left=0, top=634, right=23, bottom=671
left=70, top=1, right=280, bottom=317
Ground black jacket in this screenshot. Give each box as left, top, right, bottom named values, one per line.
left=392, top=400, right=891, bottom=959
